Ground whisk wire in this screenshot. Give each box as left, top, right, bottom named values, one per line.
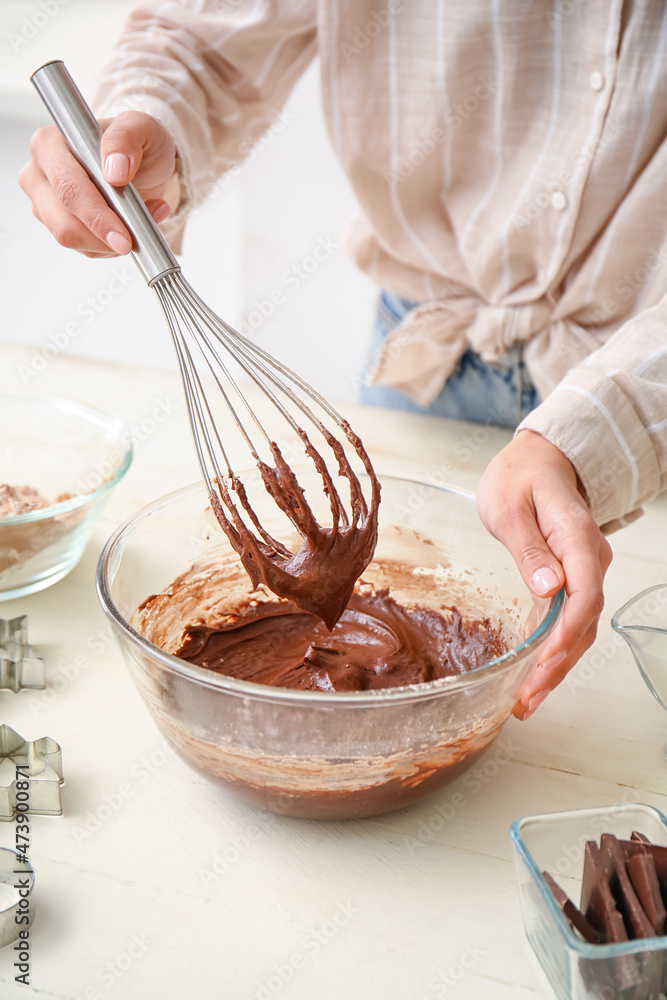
left=177, top=278, right=314, bottom=441
left=172, top=275, right=371, bottom=524
left=156, top=283, right=231, bottom=488
left=167, top=278, right=262, bottom=464
left=163, top=274, right=355, bottom=528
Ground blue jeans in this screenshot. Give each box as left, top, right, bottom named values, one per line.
left=359, top=291, right=539, bottom=429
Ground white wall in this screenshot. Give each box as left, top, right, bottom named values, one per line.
left=0, top=0, right=377, bottom=403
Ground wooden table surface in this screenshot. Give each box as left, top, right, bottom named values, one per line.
left=1, top=342, right=666, bottom=1000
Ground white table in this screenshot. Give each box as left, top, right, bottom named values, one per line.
left=1, top=342, right=666, bottom=1000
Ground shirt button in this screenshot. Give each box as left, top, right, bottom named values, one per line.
left=590, top=70, right=604, bottom=91
left=551, top=190, right=568, bottom=211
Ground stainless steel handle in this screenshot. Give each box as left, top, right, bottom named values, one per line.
left=31, top=60, right=180, bottom=285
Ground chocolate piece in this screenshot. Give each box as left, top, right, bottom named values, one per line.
left=542, top=870, right=599, bottom=942
left=622, top=839, right=649, bottom=862
left=582, top=840, right=627, bottom=939
left=622, top=838, right=667, bottom=899
left=582, top=841, right=642, bottom=989
left=637, top=841, right=667, bottom=883
left=601, top=834, right=657, bottom=940
left=632, top=832, right=653, bottom=845
left=547, top=833, right=667, bottom=1000
left=626, top=852, right=667, bottom=935
left=210, top=430, right=381, bottom=629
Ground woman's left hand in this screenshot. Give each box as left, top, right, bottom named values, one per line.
left=477, top=429, right=613, bottom=720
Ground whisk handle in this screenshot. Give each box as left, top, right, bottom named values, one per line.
left=31, top=60, right=180, bottom=285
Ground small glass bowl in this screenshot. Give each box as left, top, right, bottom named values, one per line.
left=97, top=473, right=563, bottom=819
left=0, top=394, right=132, bottom=600
left=510, top=803, right=667, bottom=1000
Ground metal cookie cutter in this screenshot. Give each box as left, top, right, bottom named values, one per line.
left=0, top=849, right=34, bottom=948
left=0, top=616, right=45, bottom=693
left=0, top=726, right=64, bottom=820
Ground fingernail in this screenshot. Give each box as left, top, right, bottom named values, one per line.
left=152, top=202, right=171, bottom=224
left=531, top=567, right=561, bottom=596
left=104, top=153, right=130, bottom=184
left=541, top=649, right=567, bottom=673
left=106, top=231, right=132, bottom=255
left=523, top=688, right=550, bottom=719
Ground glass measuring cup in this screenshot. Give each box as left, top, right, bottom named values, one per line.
left=611, top=584, right=667, bottom=757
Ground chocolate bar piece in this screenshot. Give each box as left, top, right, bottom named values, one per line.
left=626, top=852, right=667, bottom=936
left=542, top=870, right=599, bottom=943
left=631, top=834, right=667, bottom=883
left=601, top=834, right=657, bottom=940
left=582, top=840, right=643, bottom=990
left=622, top=835, right=667, bottom=912
left=622, top=838, right=649, bottom=862
left=582, top=840, right=629, bottom=939
left=543, top=832, right=667, bottom=1000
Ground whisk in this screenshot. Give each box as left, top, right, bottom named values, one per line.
left=31, top=61, right=381, bottom=629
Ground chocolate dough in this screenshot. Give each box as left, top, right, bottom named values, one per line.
left=155, top=587, right=507, bottom=692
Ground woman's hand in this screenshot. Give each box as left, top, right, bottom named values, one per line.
left=18, top=110, right=180, bottom=258
left=477, top=429, right=613, bottom=720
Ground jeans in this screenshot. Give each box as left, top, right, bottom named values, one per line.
left=359, top=291, right=539, bottom=429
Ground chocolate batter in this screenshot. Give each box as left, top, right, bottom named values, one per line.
left=173, top=588, right=507, bottom=691
left=132, top=554, right=514, bottom=818
left=209, top=425, right=381, bottom=629
left=135, top=551, right=508, bottom=693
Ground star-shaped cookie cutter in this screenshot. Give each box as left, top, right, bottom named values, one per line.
left=0, top=725, right=64, bottom=820
left=0, top=616, right=45, bottom=693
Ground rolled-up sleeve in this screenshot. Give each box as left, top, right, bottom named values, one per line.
left=92, top=0, right=317, bottom=247
left=519, top=298, right=667, bottom=533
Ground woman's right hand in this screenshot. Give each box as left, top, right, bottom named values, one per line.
left=18, top=110, right=180, bottom=258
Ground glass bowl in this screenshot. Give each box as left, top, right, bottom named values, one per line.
left=0, top=394, right=132, bottom=600
left=510, top=803, right=667, bottom=1000
left=612, top=585, right=667, bottom=759
left=96, top=472, right=563, bottom=820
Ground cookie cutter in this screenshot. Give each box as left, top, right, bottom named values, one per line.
left=0, top=848, right=34, bottom=948
left=0, top=616, right=45, bottom=693
left=0, top=725, right=64, bottom=820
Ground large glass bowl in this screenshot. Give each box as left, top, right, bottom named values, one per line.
left=0, top=394, right=132, bottom=600
left=96, top=473, right=563, bottom=819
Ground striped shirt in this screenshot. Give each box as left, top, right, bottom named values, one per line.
left=94, top=0, right=667, bottom=533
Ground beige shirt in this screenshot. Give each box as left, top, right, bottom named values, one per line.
left=94, top=0, right=667, bottom=533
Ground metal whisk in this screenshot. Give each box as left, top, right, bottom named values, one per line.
left=32, top=61, right=381, bottom=629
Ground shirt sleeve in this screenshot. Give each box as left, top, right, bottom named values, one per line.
left=518, top=297, right=667, bottom=534
left=91, top=0, right=318, bottom=248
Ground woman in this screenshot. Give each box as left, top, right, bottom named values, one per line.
left=21, top=1, right=667, bottom=718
